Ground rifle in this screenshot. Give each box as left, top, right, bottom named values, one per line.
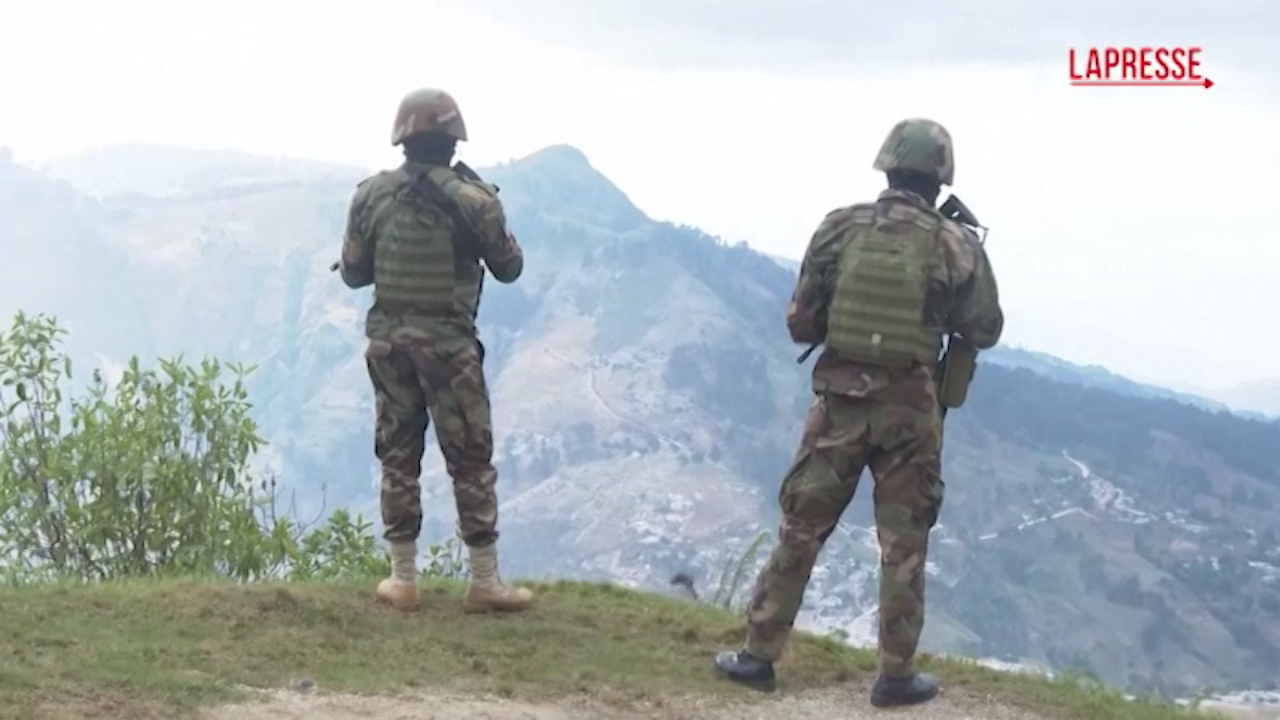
left=329, top=161, right=497, bottom=273
left=935, top=193, right=988, bottom=417
left=452, top=160, right=493, bottom=189
left=939, top=193, right=987, bottom=244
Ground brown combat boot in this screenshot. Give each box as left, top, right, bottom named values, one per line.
left=375, top=540, right=421, bottom=611
left=462, top=543, right=534, bottom=613
left=375, top=577, right=421, bottom=610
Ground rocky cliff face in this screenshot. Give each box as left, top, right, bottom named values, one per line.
left=6, top=144, right=1280, bottom=697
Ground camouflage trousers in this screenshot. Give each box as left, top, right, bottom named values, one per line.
left=745, top=391, right=945, bottom=678
left=364, top=335, right=499, bottom=548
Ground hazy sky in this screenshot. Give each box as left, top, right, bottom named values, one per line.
left=2, top=0, right=1277, bottom=391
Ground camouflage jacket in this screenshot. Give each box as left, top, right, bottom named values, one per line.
left=339, top=160, right=523, bottom=341
left=787, top=188, right=1003, bottom=402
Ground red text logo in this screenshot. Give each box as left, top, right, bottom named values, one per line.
left=1068, top=47, right=1213, bottom=88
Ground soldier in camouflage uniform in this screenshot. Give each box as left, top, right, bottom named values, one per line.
left=338, top=88, right=533, bottom=614
left=713, top=119, right=1003, bottom=707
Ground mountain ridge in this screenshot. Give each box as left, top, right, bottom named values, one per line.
left=32, top=139, right=1273, bottom=419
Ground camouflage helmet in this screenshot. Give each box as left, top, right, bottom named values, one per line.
left=391, top=88, right=468, bottom=145
left=872, top=118, right=954, bottom=186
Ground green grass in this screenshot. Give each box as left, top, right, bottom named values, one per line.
left=0, top=578, right=1229, bottom=719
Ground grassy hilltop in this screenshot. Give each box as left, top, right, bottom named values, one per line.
left=0, top=578, right=1230, bottom=720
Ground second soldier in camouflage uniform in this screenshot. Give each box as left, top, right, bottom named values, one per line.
left=339, top=88, right=534, bottom=614
left=713, top=118, right=1003, bottom=707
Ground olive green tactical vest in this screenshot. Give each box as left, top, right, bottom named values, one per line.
left=825, top=205, right=943, bottom=367
left=372, top=169, right=459, bottom=316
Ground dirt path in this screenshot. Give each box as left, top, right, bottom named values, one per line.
left=201, top=686, right=1045, bottom=720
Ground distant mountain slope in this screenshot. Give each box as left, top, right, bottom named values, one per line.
left=763, top=251, right=800, bottom=272
left=4, top=144, right=1280, bottom=697
left=979, top=346, right=1252, bottom=416
left=41, top=142, right=364, bottom=197
left=1212, top=378, right=1280, bottom=418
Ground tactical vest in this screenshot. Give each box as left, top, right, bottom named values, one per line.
left=825, top=204, right=943, bottom=367
left=371, top=168, right=460, bottom=316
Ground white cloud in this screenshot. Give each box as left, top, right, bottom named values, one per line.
left=1, top=0, right=1275, bottom=389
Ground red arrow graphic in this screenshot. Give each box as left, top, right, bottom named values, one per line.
left=1070, top=78, right=1213, bottom=88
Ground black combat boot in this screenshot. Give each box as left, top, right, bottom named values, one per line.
left=712, top=649, right=777, bottom=692
left=869, top=672, right=940, bottom=707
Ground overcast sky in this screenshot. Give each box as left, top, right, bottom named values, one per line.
left=2, top=0, right=1276, bottom=391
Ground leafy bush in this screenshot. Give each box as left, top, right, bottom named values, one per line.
left=0, top=311, right=461, bottom=584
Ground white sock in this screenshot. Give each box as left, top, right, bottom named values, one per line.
left=389, top=540, right=417, bottom=583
